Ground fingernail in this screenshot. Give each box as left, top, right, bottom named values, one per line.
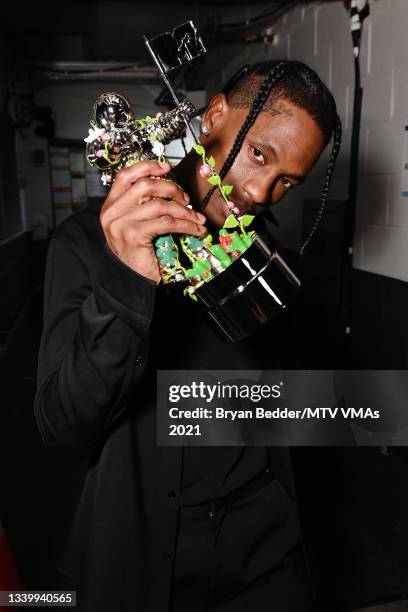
left=159, top=161, right=170, bottom=168
left=183, top=192, right=190, bottom=202
left=196, top=212, right=206, bottom=224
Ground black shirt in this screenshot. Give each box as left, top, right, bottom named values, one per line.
left=34, top=209, right=312, bottom=611
left=150, top=280, right=272, bottom=506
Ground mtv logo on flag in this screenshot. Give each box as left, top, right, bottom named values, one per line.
left=145, top=21, right=206, bottom=73
left=0, top=520, right=22, bottom=595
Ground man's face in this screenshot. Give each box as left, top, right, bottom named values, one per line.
left=196, top=94, right=326, bottom=228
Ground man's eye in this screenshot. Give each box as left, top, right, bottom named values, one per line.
left=251, top=146, right=265, bottom=164
left=280, top=178, right=293, bottom=190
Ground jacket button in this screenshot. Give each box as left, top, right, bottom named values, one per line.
left=135, top=356, right=143, bottom=367
left=168, top=491, right=176, bottom=499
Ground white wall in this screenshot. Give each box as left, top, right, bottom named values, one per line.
left=207, top=0, right=408, bottom=282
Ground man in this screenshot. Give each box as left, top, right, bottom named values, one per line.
left=34, top=60, right=341, bottom=611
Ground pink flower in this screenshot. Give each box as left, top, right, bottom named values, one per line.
left=101, top=132, right=110, bottom=141
left=200, top=164, right=213, bottom=178
left=232, top=206, right=240, bottom=215
left=227, top=201, right=235, bottom=209
left=96, top=149, right=105, bottom=158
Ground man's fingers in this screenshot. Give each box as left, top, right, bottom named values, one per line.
left=108, top=216, right=206, bottom=247
left=115, top=198, right=206, bottom=225
left=101, top=165, right=191, bottom=223
left=116, top=176, right=190, bottom=211
left=106, top=199, right=207, bottom=245
left=108, top=160, right=171, bottom=200
left=142, top=216, right=207, bottom=240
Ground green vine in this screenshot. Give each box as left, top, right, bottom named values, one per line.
left=191, top=139, right=234, bottom=208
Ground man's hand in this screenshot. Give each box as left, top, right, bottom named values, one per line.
left=100, top=160, right=207, bottom=283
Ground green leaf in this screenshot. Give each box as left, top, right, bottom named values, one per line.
left=207, top=175, right=221, bottom=186
left=191, top=139, right=205, bottom=155
left=183, top=286, right=198, bottom=301
left=239, top=214, right=255, bottom=227
left=222, top=184, right=233, bottom=196
left=223, top=215, right=239, bottom=229
left=207, top=156, right=216, bottom=168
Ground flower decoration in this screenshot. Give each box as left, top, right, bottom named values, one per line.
left=152, top=140, right=165, bottom=158
left=84, top=127, right=106, bottom=144
left=101, top=172, right=112, bottom=186
left=199, top=163, right=213, bottom=178
left=191, top=139, right=238, bottom=215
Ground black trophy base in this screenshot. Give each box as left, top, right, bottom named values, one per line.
left=195, top=235, right=301, bottom=342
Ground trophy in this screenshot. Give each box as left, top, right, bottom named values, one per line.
left=84, top=21, right=300, bottom=342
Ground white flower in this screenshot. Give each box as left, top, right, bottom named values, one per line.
left=101, top=173, right=112, bottom=186
left=152, top=140, right=165, bottom=157
left=84, top=127, right=106, bottom=144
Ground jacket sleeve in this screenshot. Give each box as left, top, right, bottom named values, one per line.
left=34, top=230, right=157, bottom=458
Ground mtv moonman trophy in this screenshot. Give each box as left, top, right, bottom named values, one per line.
left=84, top=21, right=301, bottom=342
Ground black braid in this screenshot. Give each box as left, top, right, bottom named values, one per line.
left=300, top=114, right=342, bottom=255
left=201, top=61, right=288, bottom=210
left=220, top=61, right=288, bottom=182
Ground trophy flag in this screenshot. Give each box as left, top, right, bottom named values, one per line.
left=144, top=21, right=206, bottom=74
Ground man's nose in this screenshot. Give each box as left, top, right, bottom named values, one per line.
left=242, top=173, right=277, bottom=207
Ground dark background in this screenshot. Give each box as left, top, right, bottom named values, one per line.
left=1, top=2, right=408, bottom=611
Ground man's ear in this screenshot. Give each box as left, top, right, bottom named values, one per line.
left=201, top=93, right=231, bottom=138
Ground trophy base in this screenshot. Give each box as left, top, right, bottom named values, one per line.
left=195, top=235, right=301, bottom=342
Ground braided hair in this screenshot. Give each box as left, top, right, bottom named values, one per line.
left=200, top=59, right=342, bottom=254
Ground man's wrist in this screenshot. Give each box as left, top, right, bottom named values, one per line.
left=95, top=242, right=157, bottom=328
